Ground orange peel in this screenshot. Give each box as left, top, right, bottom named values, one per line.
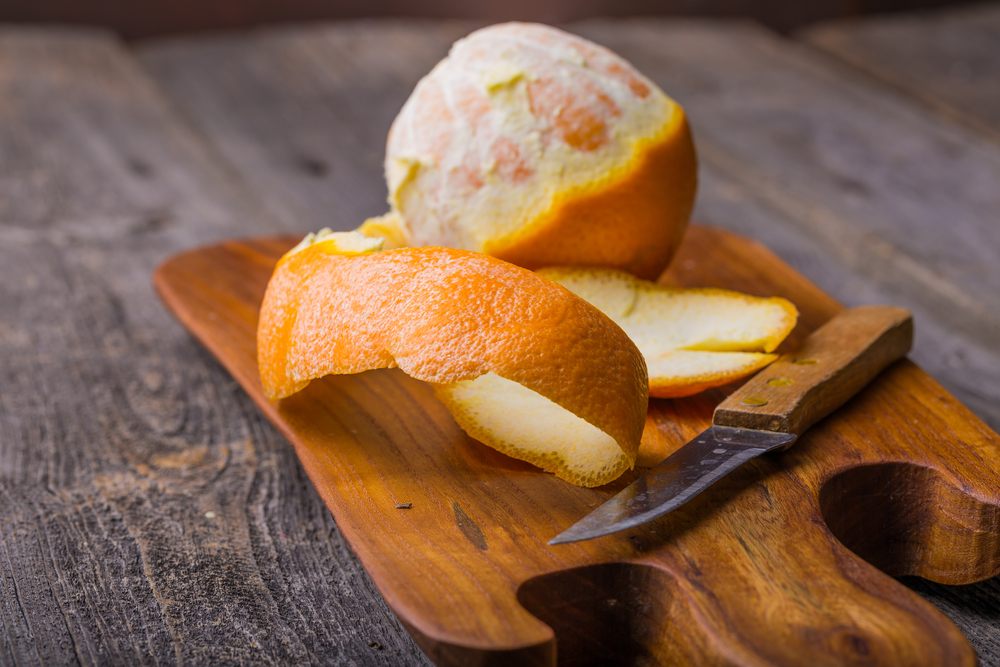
left=257, top=232, right=648, bottom=487
left=362, top=22, right=697, bottom=280
left=537, top=267, right=799, bottom=398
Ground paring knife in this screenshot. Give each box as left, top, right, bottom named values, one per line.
left=550, top=305, right=913, bottom=545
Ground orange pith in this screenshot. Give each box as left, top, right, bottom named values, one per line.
left=646, top=352, right=781, bottom=399
left=257, top=243, right=648, bottom=482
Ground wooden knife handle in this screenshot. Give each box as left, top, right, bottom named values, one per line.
left=713, top=305, right=913, bottom=437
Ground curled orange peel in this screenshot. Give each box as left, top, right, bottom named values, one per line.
left=258, top=232, right=648, bottom=487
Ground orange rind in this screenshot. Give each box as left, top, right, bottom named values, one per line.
left=257, top=232, right=648, bottom=487
left=362, top=22, right=697, bottom=280
left=537, top=267, right=798, bottom=398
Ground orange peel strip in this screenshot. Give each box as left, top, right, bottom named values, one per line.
left=258, top=233, right=648, bottom=487
left=537, top=267, right=798, bottom=398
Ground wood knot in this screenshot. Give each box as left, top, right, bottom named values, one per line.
left=452, top=502, right=487, bottom=551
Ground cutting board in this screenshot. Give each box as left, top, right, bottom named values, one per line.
left=154, top=225, right=1000, bottom=666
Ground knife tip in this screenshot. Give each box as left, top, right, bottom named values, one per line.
left=548, top=530, right=601, bottom=545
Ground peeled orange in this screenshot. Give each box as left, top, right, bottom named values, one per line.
left=537, top=267, right=798, bottom=398
left=258, top=231, right=648, bottom=487
left=359, top=22, right=697, bottom=280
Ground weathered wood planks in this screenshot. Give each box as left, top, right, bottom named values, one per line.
left=135, top=19, right=1000, bottom=663
left=0, top=28, right=430, bottom=666
left=801, top=3, right=1000, bottom=145
left=4, top=16, right=1000, bottom=665
left=136, top=21, right=481, bottom=235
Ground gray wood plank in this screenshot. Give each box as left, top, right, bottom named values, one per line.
left=0, top=27, right=431, bottom=666
left=800, top=3, right=1000, bottom=144
left=135, top=19, right=1000, bottom=664
left=137, top=20, right=482, bottom=236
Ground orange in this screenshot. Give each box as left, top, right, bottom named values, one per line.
left=537, top=267, right=798, bottom=398
left=360, top=22, right=697, bottom=280
left=257, top=231, right=648, bottom=487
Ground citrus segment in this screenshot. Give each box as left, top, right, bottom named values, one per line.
left=537, top=267, right=798, bottom=398
left=380, top=22, right=697, bottom=279
left=257, top=236, right=648, bottom=486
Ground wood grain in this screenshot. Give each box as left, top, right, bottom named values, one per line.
left=137, top=21, right=480, bottom=235
left=8, top=17, right=1000, bottom=666
left=716, top=306, right=913, bottom=434
left=156, top=226, right=1000, bottom=666
left=801, top=3, right=1000, bottom=145
left=0, top=28, right=431, bottom=666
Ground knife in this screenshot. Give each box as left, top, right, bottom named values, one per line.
left=549, top=305, right=913, bottom=545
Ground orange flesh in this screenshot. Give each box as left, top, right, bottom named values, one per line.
left=384, top=23, right=696, bottom=277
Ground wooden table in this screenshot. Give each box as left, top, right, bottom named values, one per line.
left=2, top=6, right=999, bottom=665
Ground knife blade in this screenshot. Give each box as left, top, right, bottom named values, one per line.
left=550, top=305, right=913, bottom=545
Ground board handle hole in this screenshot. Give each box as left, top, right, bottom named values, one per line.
left=518, top=562, right=691, bottom=665
left=819, top=462, right=1000, bottom=583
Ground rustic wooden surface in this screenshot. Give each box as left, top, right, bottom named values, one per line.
left=135, top=17, right=1000, bottom=664
left=3, top=12, right=1000, bottom=666
left=154, top=227, right=1000, bottom=665
left=801, top=3, right=1000, bottom=145
left=0, top=28, right=432, bottom=666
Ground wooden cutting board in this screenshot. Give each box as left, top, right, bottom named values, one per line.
left=154, top=225, right=1000, bottom=666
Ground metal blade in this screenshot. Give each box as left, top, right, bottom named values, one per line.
left=549, top=425, right=796, bottom=545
